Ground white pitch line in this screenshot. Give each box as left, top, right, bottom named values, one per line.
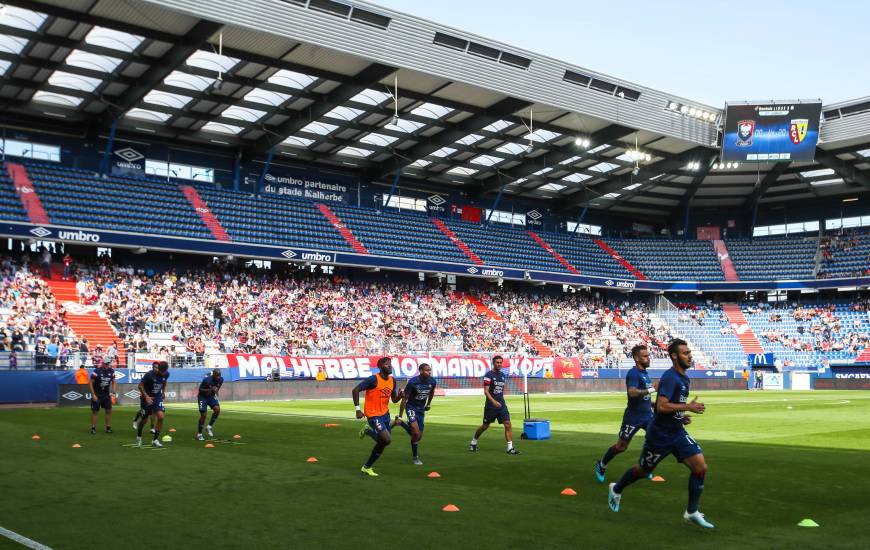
left=0, top=526, right=53, bottom=550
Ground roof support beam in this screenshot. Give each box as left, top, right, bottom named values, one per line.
left=742, top=162, right=791, bottom=236
left=558, top=146, right=712, bottom=211
left=367, top=96, right=532, bottom=179
left=251, top=63, right=396, bottom=154
left=102, top=20, right=223, bottom=120
left=814, top=148, right=870, bottom=189
left=473, top=124, right=634, bottom=195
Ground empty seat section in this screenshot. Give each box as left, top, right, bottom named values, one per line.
left=25, top=162, right=212, bottom=239
left=536, top=230, right=631, bottom=278
left=443, top=220, right=564, bottom=270
left=330, top=206, right=468, bottom=263
left=0, top=162, right=30, bottom=221
left=194, top=186, right=353, bottom=251
left=727, top=236, right=817, bottom=280
left=608, top=238, right=723, bottom=281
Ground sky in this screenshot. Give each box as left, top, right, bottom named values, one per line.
left=371, top=0, right=869, bottom=108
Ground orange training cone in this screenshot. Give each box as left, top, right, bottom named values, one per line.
left=442, top=504, right=460, bottom=512
left=427, top=471, right=441, bottom=478
left=204, top=443, right=215, bottom=448
left=307, top=457, right=318, bottom=463
left=651, top=475, right=666, bottom=482
left=169, top=428, right=177, bottom=433
left=71, top=443, right=82, bottom=448
left=560, top=488, right=577, bottom=496
left=31, top=434, right=41, bottom=441
left=323, top=423, right=340, bottom=428
left=233, top=434, right=242, bottom=440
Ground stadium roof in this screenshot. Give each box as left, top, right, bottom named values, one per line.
left=1, top=0, right=869, bottom=219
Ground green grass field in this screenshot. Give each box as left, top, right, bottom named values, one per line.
left=1, top=390, right=869, bottom=550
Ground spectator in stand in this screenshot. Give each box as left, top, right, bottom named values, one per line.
left=41, top=247, right=52, bottom=279
left=46, top=337, right=59, bottom=368
left=59, top=342, right=71, bottom=369
left=34, top=338, right=47, bottom=370
left=195, top=337, right=205, bottom=365
left=92, top=344, right=104, bottom=368
left=8, top=349, right=17, bottom=370
left=62, top=253, right=73, bottom=280
left=105, top=341, right=119, bottom=368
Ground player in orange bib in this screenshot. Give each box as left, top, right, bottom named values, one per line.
left=352, top=357, right=403, bottom=477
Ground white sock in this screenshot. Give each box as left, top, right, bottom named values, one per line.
left=470, top=438, right=478, bottom=445
left=506, top=441, right=514, bottom=450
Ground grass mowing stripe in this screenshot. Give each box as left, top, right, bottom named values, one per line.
left=0, top=526, right=53, bottom=550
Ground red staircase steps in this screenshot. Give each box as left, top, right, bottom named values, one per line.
left=43, top=268, right=125, bottom=366
left=712, top=240, right=739, bottom=281
left=528, top=231, right=579, bottom=274
left=593, top=238, right=646, bottom=280
left=722, top=303, right=764, bottom=354
left=5, top=162, right=50, bottom=224
left=432, top=219, right=483, bottom=265
left=179, top=185, right=230, bottom=241
left=458, top=292, right=555, bottom=357
left=316, top=203, right=368, bottom=254
left=856, top=347, right=870, bottom=364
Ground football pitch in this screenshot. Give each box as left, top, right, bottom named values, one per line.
left=1, top=390, right=869, bottom=550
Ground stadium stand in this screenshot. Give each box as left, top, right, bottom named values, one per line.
left=818, top=229, right=870, bottom=279
left=0, top=163, right=32, bottom=223
left=25, top=163, right=213, bottom=239
left=193, top=184, right=354, bottom=251
left=607, top=238, right=722, bottom=281
left=659, top=300, right=870, bottom=369
left=3, top=161, right=869, bottom=284
left=727, top=235, right=819, bottom=280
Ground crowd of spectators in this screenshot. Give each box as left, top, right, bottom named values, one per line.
left=0, top=255, right=85, bottom=368
left=61, top=262, right=671, bottom=362
left=817, top=229, right=870, bottom=279
left=757, top=301, right=870, bottom=354
left=5, top=251, right=866, bottom=369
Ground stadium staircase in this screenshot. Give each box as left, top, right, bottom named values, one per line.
left=856, top=348, right=870, bottom=364
left=316, top=203, right=368, bottom=254
left=647, top=311, right=714, bottom=369
left=721, top=303, right=764, bottom=354
left=43, top=266, right=125, bottom=366
left=5, top=162, right=50, bottom=224
left=432, top=219, right=484, bottom=265
left=458, top=293, right=554, bottom=356
left=712, top=240, right=739, bottom=281
left=179, top=185, right=230, bottom=241
left=593, top=239, right=646, bottom=279
left=528, top=231, right=579, bottom=274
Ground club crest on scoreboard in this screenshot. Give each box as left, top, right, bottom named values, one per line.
left=736, top=119, right=755, bottom=147
left=789, top=118, right=809, bottom=144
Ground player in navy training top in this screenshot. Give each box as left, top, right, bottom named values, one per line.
left=393, top=363, right=437, bottom=465
left=132, top=362, right=158, bottom=434
left=197, top=369, right=224, bottom=440
left=88, top=363, right=116, bottom=435
left=136, top=361, right=170, bottom=448
left=607, top=339, right=714, bottom=529
left=469, top=356, right=520, bottom=454
left=594, top=344, right=657, bottom=482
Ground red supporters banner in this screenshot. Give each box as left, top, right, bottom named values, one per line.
left=220, top=354, right=583, bottom=380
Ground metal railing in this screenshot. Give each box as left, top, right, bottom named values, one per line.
left=0, top=351, right=121, bottom=370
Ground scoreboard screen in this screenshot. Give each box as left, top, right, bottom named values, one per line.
left=722, top=101, right=822, bottom=162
